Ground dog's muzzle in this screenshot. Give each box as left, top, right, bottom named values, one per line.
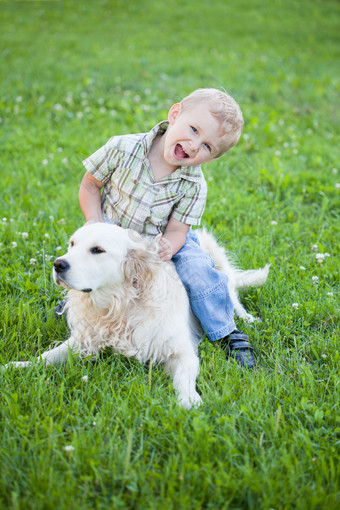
left=53, top=258, right=92, bottom=292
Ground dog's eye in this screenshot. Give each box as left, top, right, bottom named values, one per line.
left=90, top=246, right=105, bottom=255
left=69, top=240, right=74, bottom=248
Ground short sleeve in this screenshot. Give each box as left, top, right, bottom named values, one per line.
left=171, top=176, right=207, bottom=226
left=82, top=137, right=120, bottom=183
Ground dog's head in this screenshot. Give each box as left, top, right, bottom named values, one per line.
left=53, top=223, right=156, bottom=294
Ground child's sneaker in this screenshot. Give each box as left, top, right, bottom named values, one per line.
left=54, top=299, right=67, bottom=318
left=220, top=329, right=256, bottom=369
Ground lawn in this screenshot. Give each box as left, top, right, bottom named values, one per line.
left=0, top=0, right=339, bottom=508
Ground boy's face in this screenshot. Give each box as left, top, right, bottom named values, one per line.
left=163, top=102, right=225, bottom=168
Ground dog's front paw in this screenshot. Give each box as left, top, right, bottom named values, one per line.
left=178, top=392, right=203, bottom=410
left=3, top=361, right=32, bottom=369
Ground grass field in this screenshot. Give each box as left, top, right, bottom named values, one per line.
left=0, top=0, right=339, bottom=508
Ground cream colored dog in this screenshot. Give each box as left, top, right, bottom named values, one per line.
left=4, top=223, right=269, bottom=408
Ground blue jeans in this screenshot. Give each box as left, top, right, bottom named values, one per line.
left=172, top=230, right=236, bottom=341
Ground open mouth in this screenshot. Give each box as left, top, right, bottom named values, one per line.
left=174, top=144, right=189, bottom=159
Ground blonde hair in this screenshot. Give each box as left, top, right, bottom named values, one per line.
left=180, top=88, right=244, bottom=155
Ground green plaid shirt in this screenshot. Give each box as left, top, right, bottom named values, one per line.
left=82, top=121, right=207, bottom=237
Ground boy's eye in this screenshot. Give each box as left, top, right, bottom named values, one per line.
left=205, top=143, right=212, bottom=152
left=191, top=126, right=198, bottom=134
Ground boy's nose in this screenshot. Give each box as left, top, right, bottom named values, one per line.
left=189, top=140, right=200, bottom=153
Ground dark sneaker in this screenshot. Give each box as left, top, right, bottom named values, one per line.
left=220, top=329, right=256, bottom=369
left=54, top=299, right=67, bottom=319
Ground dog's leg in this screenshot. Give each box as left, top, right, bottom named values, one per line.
left=3, top=337, right=76, bottom=369
left=166, top=352, right=202, bottom=409
left=228, top=285, right=259, bottom=323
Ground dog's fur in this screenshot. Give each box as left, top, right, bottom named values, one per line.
left=4, top=223, right=269, bottom=408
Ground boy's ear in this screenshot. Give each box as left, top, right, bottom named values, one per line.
left=168, top=103, right=182, bottom=125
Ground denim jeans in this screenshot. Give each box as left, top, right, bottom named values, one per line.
left=172, top=230, right=236, bottom=341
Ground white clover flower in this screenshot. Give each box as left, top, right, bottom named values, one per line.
left=49, top=216, right=54, bottom=222
left=283, top=142, right=289, bottom=148
left=44, top=233, right=49, bottom=239
left=16, top=96, right=23, bottom=103
left=12, top=242, right=17, bottom=248
left=324, top=253, right=330, bottom=257
left=299, top=266, right=306, bottom=270
left=64, top=445, right=75, bottom=452
left=62, top=157, right=69, bottom=165
left=275, top=151, right=281, bottom=156
left=56, top=246, right=62, bottom=251
left=311, top=243, right=318, bottom=251
left=22, top=232, right=29, bottom=239
left=42, top=159, right=49, bottom=166
left=58, top=218, right=66, bottom=225
left=57, top=147, right=63, bottom=152
left=327, top=292, right=334, bottom=297
left=271, top=220, right=278, bottom=226
left=292, top=303, right=299, bottom=309
left=76, top=112, right=83, bottom=119
left=332, top=168, right=337, bottom=174
left=54, top=103, right=63, bottom=111
left=336, top=183, right=340, bottom=189
left=110, top=109, right=117, bottom=116
left=97, top=97, right=104, bottom=104
left=99, top=107, right=107, bottom=114
left=82, top=375, right=88, bottom=382
left=10, top=218, right=14, bottom=224
left=312, top=276, right=319, bottom=283
left=316, top=253, right=325, bottom=263
left=3, top=217, right=7, bottom=222
left=30, top=258, right=37, bottom=265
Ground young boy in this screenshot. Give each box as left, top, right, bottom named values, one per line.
left=78, top=88, right=256, bottom=368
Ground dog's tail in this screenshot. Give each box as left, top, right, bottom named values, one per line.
left=232, top=264, right=270, bottom=289
left=196, top=228, right=270, bottom=290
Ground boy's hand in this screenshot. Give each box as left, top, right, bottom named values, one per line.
left=158, top=236, right=173, bottom=262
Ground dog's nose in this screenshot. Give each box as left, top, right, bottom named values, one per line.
left=53, top=258, right=70, bottom=274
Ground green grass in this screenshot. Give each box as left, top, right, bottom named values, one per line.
left=0, top=0, right=339, bottom=508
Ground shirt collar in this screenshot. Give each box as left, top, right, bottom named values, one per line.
left=142, top=120, right=202, bottom=183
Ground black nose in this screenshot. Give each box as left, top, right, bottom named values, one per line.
left=53, top=258, right=70, bottom=274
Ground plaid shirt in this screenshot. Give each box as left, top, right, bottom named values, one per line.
left=82, top=121, right=207, bottom=237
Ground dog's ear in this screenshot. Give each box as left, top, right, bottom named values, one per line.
left=123, top=249, right=156, bottom=295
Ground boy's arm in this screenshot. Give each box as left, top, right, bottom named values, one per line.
left=159, top=215, right=190, bottom=261
left=79, top=171, right=105, bottom=223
